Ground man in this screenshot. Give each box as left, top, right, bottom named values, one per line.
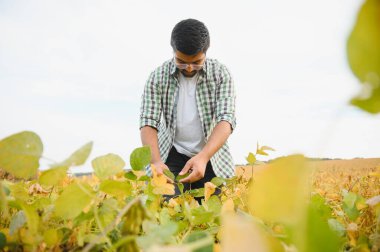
left=139, top=18, right=236, bottom=195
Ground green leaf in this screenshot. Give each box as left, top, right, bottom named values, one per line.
left=136, top=221, right=179, bottom=249
left=183, top=231, right=213, bottom=252
left=176, top=173, right=190, bottom=182
left=309, top=194, right=332, bottom=220
left=206, top=195, right=222, bottom=214
left=54, top=182, right=94, bottom=219
left=178, top=183, right=184, bottom=194
left=342, top=192, right=360, bottom=221
left=98, top=198, right=118, bottom=228
left=347, top=0, right=380, bottom=114
left=210, top=177, right=225, bottom=187
left=58, top=142, right=93, bottom=167
left=130, top=146, right=151, bottom=171
left=163, top=169, right=175, bottom=181
left=39, top=166, right=68, bottom=186
left=1, top=182, right=10, bottom=196
left=0, top=182, right=8, bottom=217
left=121, top=199, right=148, bottom=235
left=190, top=207, right=214, bottom=225
left=0, top=131, right=43, bottom=179
left=43, top=229, right=59, bottom=247
left=73, top=211, right=94, bottom=227
left=343, top=192, right=358, bottom=209
left=124, top=171, right=137, bottom=180
left=351, top=87, right=380, bottom=113
left=138, top=175, right=151, bottom=181
left=99, top=180, right=132, bottom=198
left=342, top=202, right=360, bottom=221
left=246, top=152, right=256, bottom=165
left=188, top=188, right=205, bottom=198
left=0, top=232, right=6, bottom=250
left=91, top=153, right=125, bottom=180
left=302, top=204, right=341, bottom=252
left=9, top=183, right=29, bottom=202
left=9, top=211, right=26, bottom=235
left=328, top=219, right=346, bottom=237
left=19, top=201, right=39, bottom=235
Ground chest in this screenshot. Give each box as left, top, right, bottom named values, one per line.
left=161, top=72, right=217, bottom=129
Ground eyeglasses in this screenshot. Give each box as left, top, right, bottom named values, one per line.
left=174, top=56, right=206, bottom=71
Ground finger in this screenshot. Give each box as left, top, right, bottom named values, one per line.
left=179, top=161, right=192, bottom=176
left=180, top=170, right=200, bottom=183
left=156, top=167, right=163, bottom=175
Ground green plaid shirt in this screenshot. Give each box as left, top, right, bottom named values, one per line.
left=139, top=57, right=236, bottom=178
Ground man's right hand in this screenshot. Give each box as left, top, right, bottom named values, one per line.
left=152, top=161, right=174, bottom=183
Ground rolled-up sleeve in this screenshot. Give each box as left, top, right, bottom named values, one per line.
left=139, top=71, right=162, bottom=130
left=215, top=64, right=237, bottom=133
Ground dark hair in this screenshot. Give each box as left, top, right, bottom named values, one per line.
left=170, top=19, right=210, bottom=55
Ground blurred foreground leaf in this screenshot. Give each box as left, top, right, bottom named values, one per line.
left=92, top=153, right=125, bottom=180
left=248, top=155, right=310, bottom=224
left=130, top=146, right=151, bottom=171
left=39, top=166, right=68, bottom=186
left=347, top=0, right=380, bottom=113
left=220, top=213, right=283, bottom=252
left=0, top=131, right=43, bottom=179
left=54, top=182, right=94, bottom=219
left=99, top=180, right=132, bottom=198
left=56, top=142, right=93, bottom=167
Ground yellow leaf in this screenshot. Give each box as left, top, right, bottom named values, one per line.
left=221, top=199, right=235, bottom=215
left=151, top=164, right=175, bottom=195
left=246, top=152, right=256, bottom=165
left=43, top=229, right=59, bottom=247
left=235, top=167, right=245, bottom=177
left=153, top=184, right=175, bottom=195
left=151, top=173, right=167, bottom=187
left=168, top=198, right=179, bottom=208
left=204, top=182, right=216, bottom=202
left=220, top=214, right=282, bottom=252
left=248, top=155, right=310, bottom=224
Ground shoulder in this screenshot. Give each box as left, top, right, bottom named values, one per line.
left=150, top=59, right=174, bottom=77
left=205, top=58, right=233, bottom=80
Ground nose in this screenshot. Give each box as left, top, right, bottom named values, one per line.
left=185, top=64, right=193, bottom=72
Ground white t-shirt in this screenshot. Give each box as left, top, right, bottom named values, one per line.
left=173, top=72, right=206, bottom=157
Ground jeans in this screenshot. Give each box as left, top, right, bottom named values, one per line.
left=164, top=145, right=220, bottom=201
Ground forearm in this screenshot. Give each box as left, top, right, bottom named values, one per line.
left=199, top=121, right=232, bottom=161
left=140, top=126, right=162, bottom=163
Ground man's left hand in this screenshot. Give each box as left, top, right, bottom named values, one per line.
left=179, top=153, right=209, bottom=183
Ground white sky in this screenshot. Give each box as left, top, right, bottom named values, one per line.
left=1, top=0, right=379, bottom=172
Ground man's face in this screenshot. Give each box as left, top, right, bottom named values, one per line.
left=174, top=50, right=206, bottom=78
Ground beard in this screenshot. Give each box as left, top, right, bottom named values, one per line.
left=180, top=69, right=198, bottom=77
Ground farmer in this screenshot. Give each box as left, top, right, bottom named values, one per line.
left=139, top=18, right=237, bottom=196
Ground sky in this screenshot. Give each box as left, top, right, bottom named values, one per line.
left=1, top=0, right=379, bottom=173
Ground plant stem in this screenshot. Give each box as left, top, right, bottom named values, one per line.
left=82, top=197, right=141, bottom=252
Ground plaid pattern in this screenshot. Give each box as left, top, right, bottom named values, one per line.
left=139, top=57, right=236, bottom=178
